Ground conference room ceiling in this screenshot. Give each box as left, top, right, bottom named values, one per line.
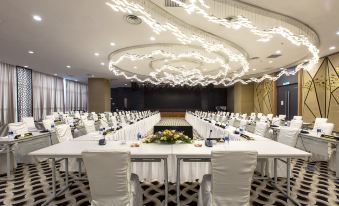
left=0, top=0, right=338, bottom=85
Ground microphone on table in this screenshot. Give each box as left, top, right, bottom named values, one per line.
left=205, top=130, right=213, bottom=147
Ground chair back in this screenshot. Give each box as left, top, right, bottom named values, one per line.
left=43, top=119, right=54, bottom=130
left=267, top=114, right=273, bottom=120
left=313, top=118, right=328, bottom=131
left=293, top=116, right=302, bottom=120
left=83, top=120, right=96, bottom=133
left=22, top=117, right=36, bottom=129
left=319, top=123, right=334, bottom=135
left=254, top=122, right=268, bottom=136
left=82, top=150, right=131, bottom=206
left=278, top=115, right=286, bottom=120
left=55, top=124, right=73, bottom=142
left=271, top=117, right=281, bottom=126
left=100, top=119, right=109, bottom=129
left=211, top=150, right=257, bottom=206
left=290, top=119, right=303, bottom=129
left=8, top=122, right=29, bottom=135
left=277, top=127, right=300, bottom=147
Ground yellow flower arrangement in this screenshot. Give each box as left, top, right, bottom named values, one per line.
left=143, top=130, right=192, bottom=144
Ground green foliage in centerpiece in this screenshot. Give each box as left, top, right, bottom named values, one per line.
left=143, top=129, right=192, bottom=144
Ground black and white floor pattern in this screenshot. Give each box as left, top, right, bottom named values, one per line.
left=0, top=159, right=338, bottom=206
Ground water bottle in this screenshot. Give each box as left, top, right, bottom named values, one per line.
left=7, top=129, right=14, bottom=140
left=317, top=128, right=321, bottom=137
left=99, top=127, right=103, bottom=135
left=137, top=132, right=142, bottom=141
left=284, top=121, right=288, bottom=126
left=224, top=133, right=230, bottom=144
left=51, top=123, right=55, bottom=130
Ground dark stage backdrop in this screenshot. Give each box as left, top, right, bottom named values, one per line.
left=111, top=86, right=227, bottom=112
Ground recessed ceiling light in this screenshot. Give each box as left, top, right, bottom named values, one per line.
left=75, top=80, right=78, bottom=82
left=110, top=42, right=116, bottom=46
left=275, top=50, right=281, bottom=54
left=336, top=31, right=339, bottom=35
left=28, top=50, right=34, bottom=54
left=280, top=67, right=284, bottom=70
left=133, top=66, right=137, bottom=69
left=24, top=65, right=29, bottom=68
left=124, top=83, right=127, bottom=86
left=66, top=65, right=71, bottom=68
left=54, top=73, right=58, bottom=76
left=252, top=69, right=256, bottom=71
left=164, top=59, right=168, bottom=62
left=269, top=60, right=273, bottom=64
left=329, top=46, right=336, bottom=50
left=94, top=52, right=100, bottom=56
left=32, top=15, right=42, bottom=22
left=150, top=36, right=155, bottom=41
left=100, top=62, right=105, bottom=66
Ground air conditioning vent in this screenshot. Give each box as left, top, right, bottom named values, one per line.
left=267, top=54, right=282, bottom=58
left=165, top=0, right=185, bottom=7
left=250, top=57, right=260, bottom=60
left=124, top=15, right=142, bottom=25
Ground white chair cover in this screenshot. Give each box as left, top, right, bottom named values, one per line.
left=293, top=116, right=302, bottom=120
left=82, top=150, right=142, bottom=206
left=289, top=119, right=303, bottom=129
left=83, top=120, right=96, bottom=134
left=22, top=117, right=36, bottom=129
left=278, top=115, right=286, bottom=120
left=275, top=127, right=300, bottom=177
left=254, top=122, right=268, bottom=137
left=267, top=114, right=273, bottom=120
left=198, top=150, right=257, bottom=206
left=8, top=122, right=29, bottom=135
left=313, top=118, right=328, bottom=131
left=55, top=124, right=80, bottom=172
left=271, top=117, right=281, bottom=126
left=42, top=119, right=54, bottom=131
left=100, top=119, right=109, bottom=129
left=318, top=122, right=334, bottom=135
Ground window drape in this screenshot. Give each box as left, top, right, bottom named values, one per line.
left=32, top=72, right=64, bottom=120
left=65, top=80, right=88, bottom=111
left=0, top=62, right=17, bottom=126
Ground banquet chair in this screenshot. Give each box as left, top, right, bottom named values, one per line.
left=42, top=119, right=54, bottom=131
left=100, top=119, right=109, bottom=129
left=8, top=122, right=29, bottom=135
left=290, top=119, right=303, bottom=129
left=55, top=124, right=82, bottom=172
left=278, top=115, right=286, bottom=121
left=254, top=122, right=269, bottom=137
left=239, top=119, right=248, bottom=128
left=241, top=114, right=247, bottom=119
left=82, top=150, right=142, bottom=206
left=198, top=150, right=257, bottom=206
left=257, top=113, right=263, bottom=119
left=318, top=122, right=334, bottom=135
left=275, top=127, right=300, bottom=177
left=271, top=117, right=281, bottom=126
left=254, top=122, right=269, bottom=176
left=83, top=120, right=96, bottom=134
left=293, top=116, right=302, bottom=120
left=313, top=118, right=328, bottom=131
left=22, top=117, right=36, bottom=130
left=267, top=114, right=273, bottom=120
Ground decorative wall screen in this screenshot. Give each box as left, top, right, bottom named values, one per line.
left=16, top=67, right=32, bottom=121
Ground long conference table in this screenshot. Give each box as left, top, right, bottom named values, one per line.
left=30, top=112, right=311, bottom=206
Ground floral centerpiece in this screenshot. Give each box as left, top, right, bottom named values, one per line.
left=143, top=129, right=192, bottom=144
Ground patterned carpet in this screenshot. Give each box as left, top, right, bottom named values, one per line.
left=0, top=159, right=338, bottom=206
left=156, top=118, right=191, bottom=126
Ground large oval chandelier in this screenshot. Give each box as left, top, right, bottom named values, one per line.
left=106, top=0, right=319, bottom=86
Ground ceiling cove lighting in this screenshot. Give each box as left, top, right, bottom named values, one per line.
left=32, top=15, right=42, bottom=22
left=106, top=0, right=319, bottom=86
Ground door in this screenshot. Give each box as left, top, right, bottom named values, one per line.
left=277, top=84, right=298, bottom=120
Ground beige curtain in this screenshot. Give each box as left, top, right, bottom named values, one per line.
left=32, top=72, right=64, bottom=120
left=0, top=62, right=17, bottom=126
left=65, top=80, right=88, bottom=111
